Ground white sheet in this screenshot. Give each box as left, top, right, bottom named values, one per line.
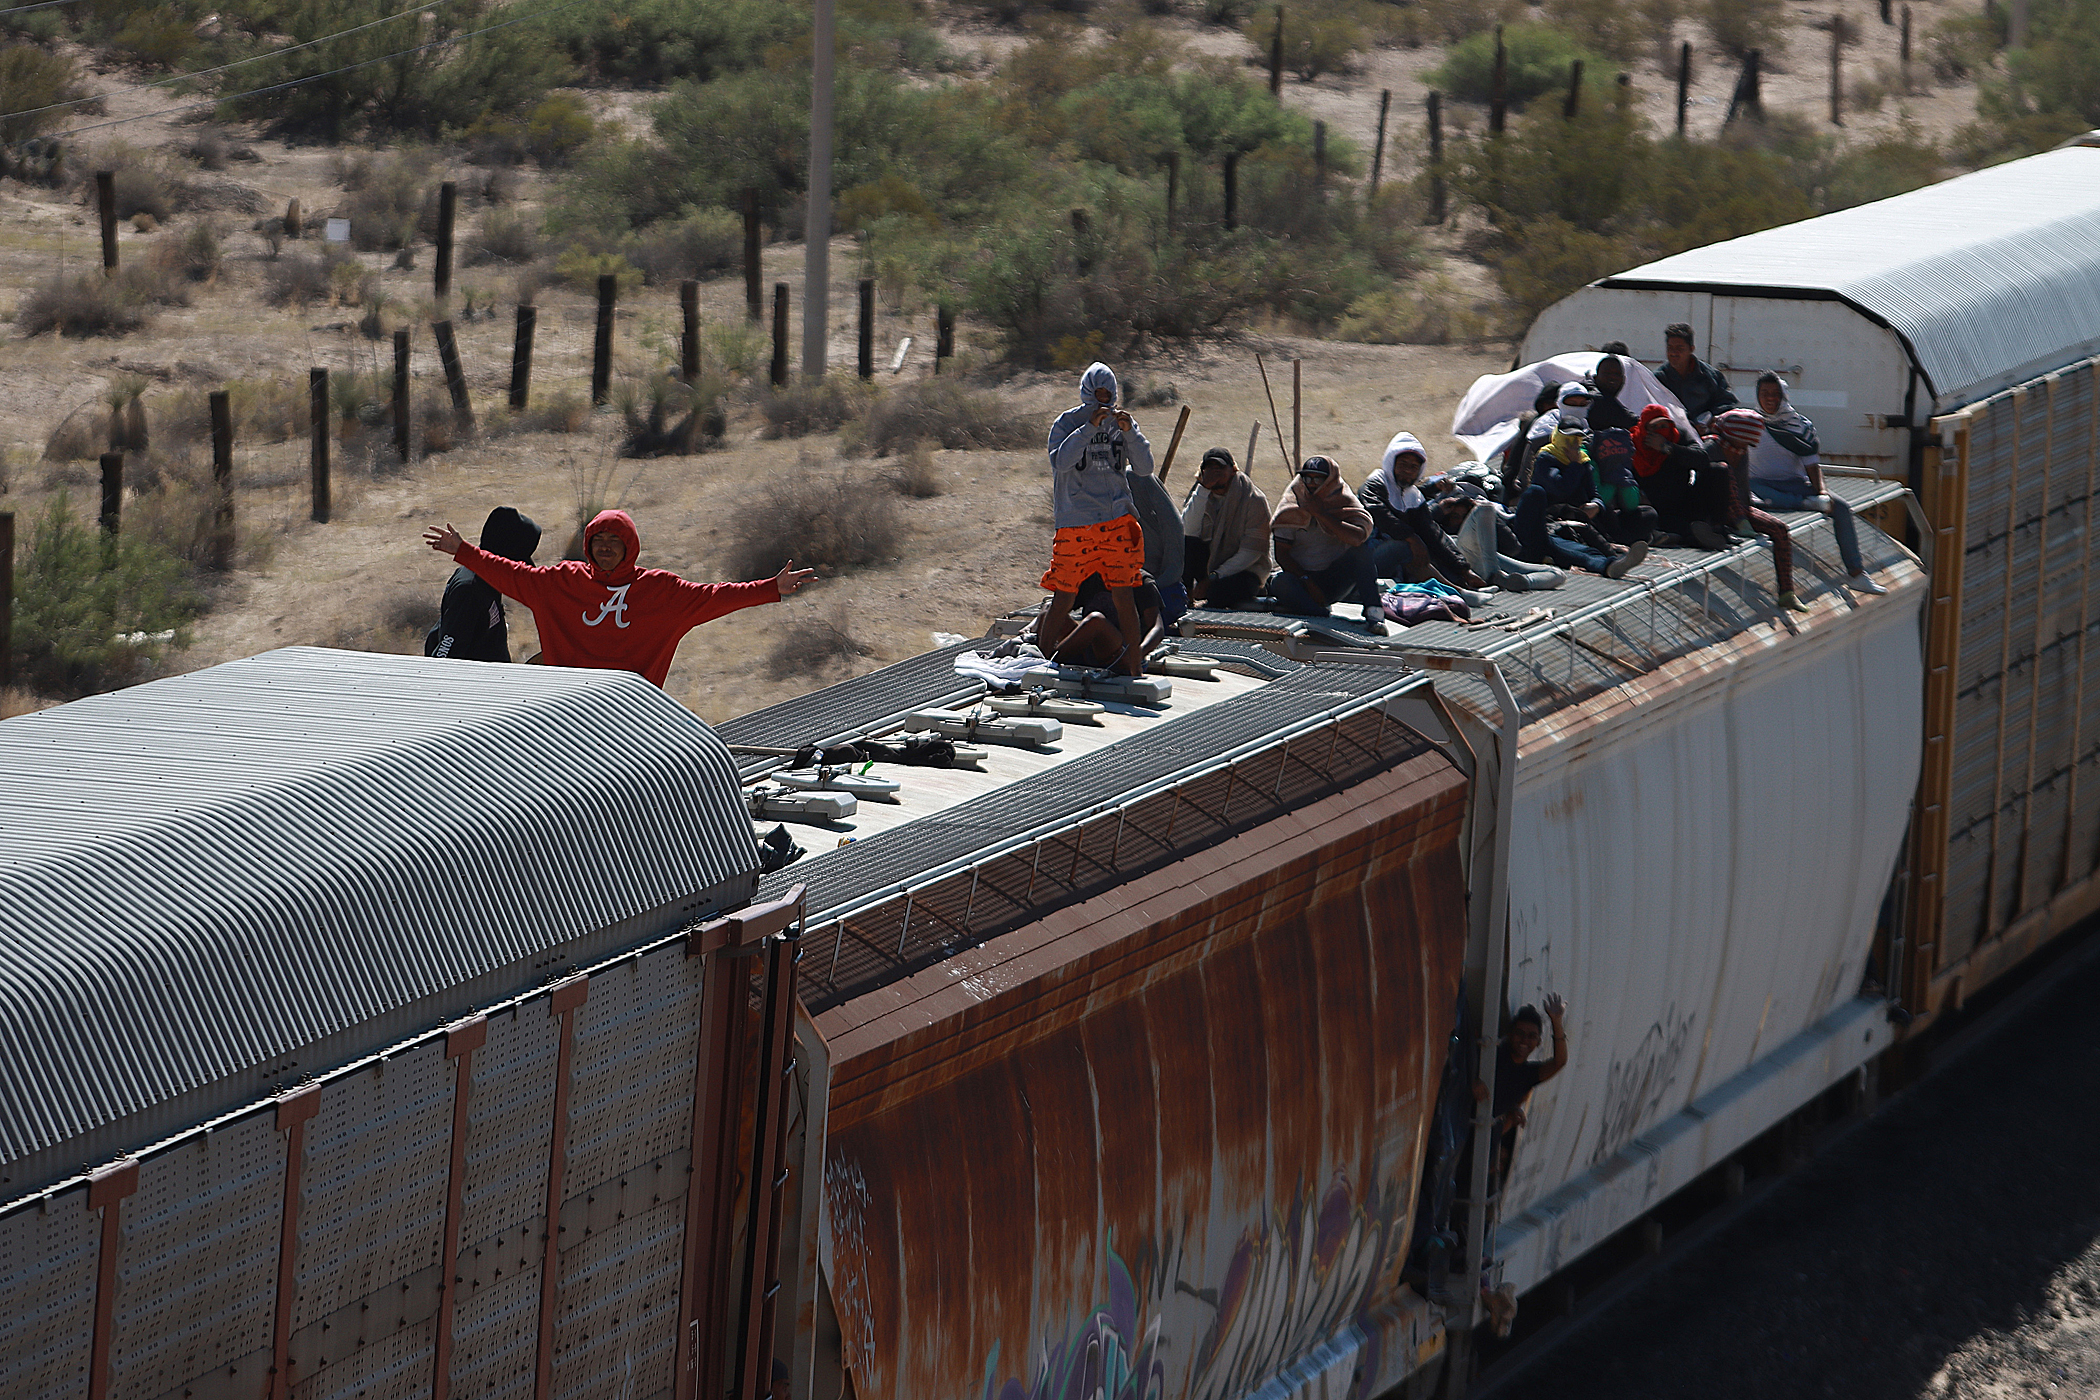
left=1450, top=352, right=1694, bottom=464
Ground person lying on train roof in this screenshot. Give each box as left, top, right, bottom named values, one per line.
left=424, top=505, right=540, bottom=662
left=1359, top=431, right=1492, bottom=603
left=1044, top=361, right=1149, bottom=677
left=1026, top=570, right=1167, bottom=671
left=1657, top=322, right=1739, bottom=429
left=1631, top=405, right=1733, bottom=551
left=1708, top=414, right=1808, bottom=613
left=1504, top=479, right=1647, bottom=580
left=1746, top=372, right=1889, bottom=597
left=1426, top=470, right=1569, bottom=593
left=421, top=509, right=814, bottom=687
left=1181, top=447, right=1272, bottom=610
left=1268, top=455, right=1390, bottom=637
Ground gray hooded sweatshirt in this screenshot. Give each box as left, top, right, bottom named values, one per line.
left=1047, top=362, right=1150, bottom=531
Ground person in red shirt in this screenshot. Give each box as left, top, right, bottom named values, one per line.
left=421, top=508, right=814, bottom=687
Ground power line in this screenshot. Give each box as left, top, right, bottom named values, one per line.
left=0, top=0, right=91, bottom=18
left=1, top=0, right=475, bottom=125
left=41, top=0, right=592, bottom=140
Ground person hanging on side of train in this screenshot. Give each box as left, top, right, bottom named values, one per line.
left=1472, top=991, right=1571, bottom=1336
left=1269, top=455, right=1390, bottom=635
left=1181, top=447, right=1272, bottom=610
left=424, top=505, right=541, bottom=661
left=1360, top=430, right=1494, bottom=604
left=421, top=509, right=814, bottom=686
left=1044, top=361, right=1149, bottom=676
left=1631, top=405, right=1734, bottom=549
left=1707, top=414, right=1808, bottom=612
left=1746, top=372, right=1890, bottom=597
left=1657, top=322, right=1739, bottom=429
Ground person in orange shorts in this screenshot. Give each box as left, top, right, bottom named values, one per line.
left=1043, top=362, right=1149, bottom=675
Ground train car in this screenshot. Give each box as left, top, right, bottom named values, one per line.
left=1517, top=144, right=2100, bottom=1034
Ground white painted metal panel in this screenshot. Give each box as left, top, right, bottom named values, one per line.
left=566, top=950, right=706, bottom=1197
left=0, top=1187, right=97, bottom=1397
left=1498, top=589, right=1924, bottom=1222
left=108, top=1113, right=282, bottom=1400
left=553, top=1203, right=686, bottom=1400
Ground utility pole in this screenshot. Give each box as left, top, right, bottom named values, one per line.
left=803, top=0, right=835, bottom=381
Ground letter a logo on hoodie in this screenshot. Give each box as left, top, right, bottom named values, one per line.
left=582, top=584, right=632, bottom=629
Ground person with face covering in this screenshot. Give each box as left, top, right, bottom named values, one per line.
left=1746, top=371, right=1888, bottom=596
left=1630, top=404, right=1733, bottom=549
left=425, top=505, right=540, bottom=661
left=1360, top=429, right=1491, bottom=602
left=1269, top=455, right=1389, bottom=635
left=421, top=509, right=814, bottom=686
left=1044, top=362, right=1149, bottom=675
left=1530, top=382, right=1602, bottom=516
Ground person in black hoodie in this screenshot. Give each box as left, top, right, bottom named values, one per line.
left=425, top=506, right=541, bottom=661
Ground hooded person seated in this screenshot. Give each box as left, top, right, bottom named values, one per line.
left=1630, top=404, right=1732, bottom=549
left=1503, top=380, right=1562, bottom=488
left=1529, top=383, right=1602, bottom=518
left=421, top=509, right=812, bottom=686
left=1123, top=451, right=1188, bottom=624
left=425, top=505, right=540, bottom=661
left=1746, top=371, right=1888, bottom=596
left=1181, top=447, right=1272, bottom=610
left=1268, top=455, right=1389, bottom=636
left=1360, top=430, right=1492, bottom=602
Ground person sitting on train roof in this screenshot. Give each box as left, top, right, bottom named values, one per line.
left=1588, top=425, right=1657, bottom=546
left=1657, top=323, right=1739, bottom=430
left=1709, top=412, right=1808, bottom=613
left=1269, top=455, right=1390, bottom=636
left=1584, top=354, right=1641, bottom=433
left=1599, top=339, right=1631, bottom=356
left=424, top=505, right=540, bottom=662
left=1181, top=446, right=1272, bottom=610
left=1502, top=379, right=1562, bottom=489
left=1122, top=448, right=1188, bottom=625
left=1529, top=383, right=1604, bottom=517
left=1360, top=431, right=1493, bottom=603
left=421, top=509, right=813, bottom=687
left=1033, top=569, right=1166, bottom=670
left=1428, top=471, right=1568, bottom=593
left=1631, top=405, right=1733, bottom=550
left=1044, top=361, right=1149, bottom=676
left=1747, top=372, right=1890, bottom=597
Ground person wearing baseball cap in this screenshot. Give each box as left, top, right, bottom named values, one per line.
left=1179, top=446, right=1272, bottom=610
left=1269, top=454, right=1388, bottom=635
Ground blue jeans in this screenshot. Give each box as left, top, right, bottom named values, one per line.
left=1750, top=482, right=1864, bottom=575
left=1510, top=486, right=1609, bottom=575
left=1272, top=543, right=1384, bottom=617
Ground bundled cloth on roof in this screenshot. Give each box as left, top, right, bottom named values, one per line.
left=1451, top=352, right=1694, bottom=464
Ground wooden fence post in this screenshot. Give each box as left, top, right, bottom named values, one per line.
left=1427, top=93, right=1445, bottom=223
left=435, top=180, right=456, bottom=301
left=1164, top=150, right=1179, bottom=229
left=1369, top=89, right=1390, bottom=196
left=1313, top=120, right=1327, bottom=186
left=1224, top=151, right=1240, bottom=231
left=771, top=282, right=789, bottom=388
left=210, top=390, right=233, bottom=572
left=934, top=304, right=953, bottom=374
left=1490, top=26, right=1508, bottom=133
left=680, top=280, right=700, bottom=384
left=96, top=171, right=116, bottom=273
left=0, top=510, right=11, bottom=692
left=742, top=188, right=763, bottom=323
left=592, top=274, right=615, bottom=406
left=510, top=304, right=536, bottom=411
left=393, top=329, right=411, bottom=463
left=1269, top=6, right=1283, bottom=95
left=1677, top=42, right=1692, bottom=134
left=1829, top=16, right=1845, bottom=124
left=857, top=279, right=874, bottom=381
left=309, top=370, right=329, bottom=524
left=99, top=453, right=122, bottom=536
left=1564, top=59, right=1584, bottom=118
left=433, top=319, right=473, bottom=431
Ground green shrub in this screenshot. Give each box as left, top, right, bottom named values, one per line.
left=1430, top=24, right=1611, bottom=108
left=628, top=206, right=742, bottom=283
left=555, top=245, right=642, bottom=295
left=1335, top=276, right=1493, bottom=344
left=1543, top=0, right=1684, bottom=64
left=11, top=491, right=204, bottom=696
left=0, top=43, right=80, bottom=142
left=542, top=0, right=799, bottom=85
left=112, top=4, right=199, bottom=68
left=525, top=92, right=596, bottom=164
left=1701, top=0, right=1788, bottom=61
left=1241, top=4, right=1370, bottom=82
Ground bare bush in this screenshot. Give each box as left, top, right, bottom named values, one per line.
left=759, top=377, right=876, bottom=439
left=851, top=377, right=1032, bottom=455
left=263, top=247, right=357, bottom=307
left=886, top=440, right=948, bottom=497
left=766, top=607, right=874, bottom=678
left=720, top=467, right=901, bottom=580
left=17, top=271, right=154, bottom=337
left=324, top=587, right=439, bottom=654
left=471, top=206, right=544, bottom=266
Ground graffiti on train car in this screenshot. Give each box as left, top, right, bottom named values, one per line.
left=1590, top=1004, right=1697, bottom=1165
left=974, top=1170, right=1404, bottom=1400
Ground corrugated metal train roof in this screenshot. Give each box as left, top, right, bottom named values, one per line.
left=0, top=648, right=758, bottom=1181
left=1597, top=147, right=2100, bottom=408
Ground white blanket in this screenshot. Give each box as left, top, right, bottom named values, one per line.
left=1450, top=352, right=1694, bottom=463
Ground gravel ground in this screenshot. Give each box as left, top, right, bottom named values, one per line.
left=1522, top=940, right=2100, bottom=1400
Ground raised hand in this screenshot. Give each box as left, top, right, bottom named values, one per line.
left=774, top=559, right=817, bottom=596
left=423, top=523, right=463, bottom=557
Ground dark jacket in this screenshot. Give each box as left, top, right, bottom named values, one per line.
left=1587, top=386, right=1639, bottom=433
left=1656, top=357, right=1738, bottom=425
left=1361, top=473, right=1474, bottom=582
left=426, top=506, right=541, bottom=662
left=1531, top=440, right=1597, bottom=512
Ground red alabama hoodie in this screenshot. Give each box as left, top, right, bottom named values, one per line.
left=453, top=509, right=779, bottom=687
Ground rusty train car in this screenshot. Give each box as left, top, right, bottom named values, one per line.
left=7, top=151, right=2099, bottom=1400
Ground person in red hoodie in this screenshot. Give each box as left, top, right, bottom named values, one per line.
left=421, top=508, right=814, bottom=687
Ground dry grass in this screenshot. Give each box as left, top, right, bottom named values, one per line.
left=885, top=440, right=948, bottom=497
left=1, top=687, right=60, bottom=720
left=765, top=606, right=874, bottom=678
left=322, top=586, right=438, bottom=654
left=759, top=377, right=876, bottom=439
left=720, top=466, right=901, bottom=580
left=851, top=377, right=1032, bottom=455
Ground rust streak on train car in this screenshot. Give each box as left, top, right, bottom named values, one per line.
left=534, top=976, right=588, bottom=1400
left=431, top=1015, right=487, bottom=1400
left=268, top=1085, right=322, bottom=1400
left=817, top=752, right=1467, bottom=1400
left=85, top=1157, right=139, bottom=1400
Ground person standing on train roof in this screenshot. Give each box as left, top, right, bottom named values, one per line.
left=420, top=509, right=814, bottom=687
left=1044, top=362, right=1149, bottom=676
left=1656, top=322, right=1739, bottom=430
left=1747, top=371, right=1890, bottom=597
left=425, top=505, right=540, bottom=661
